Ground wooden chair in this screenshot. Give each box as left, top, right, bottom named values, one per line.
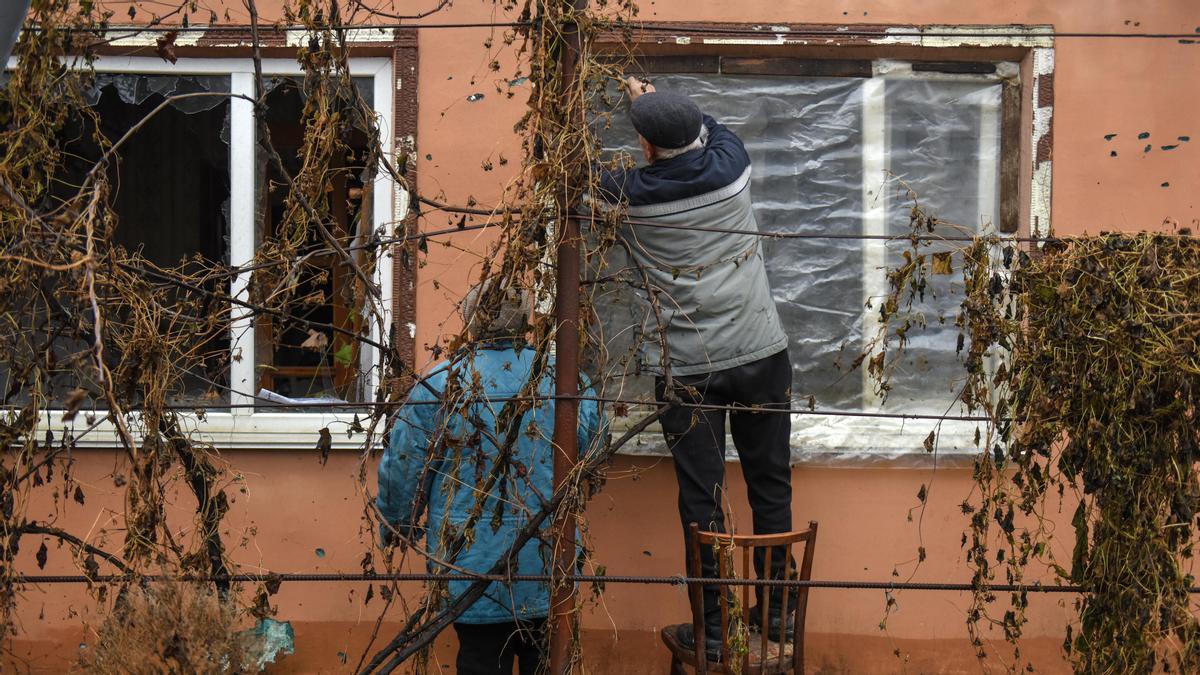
left=661, top=521, right=818, bottom=674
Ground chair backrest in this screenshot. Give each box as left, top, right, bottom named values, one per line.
left=687, top=521, right=819, bottom=674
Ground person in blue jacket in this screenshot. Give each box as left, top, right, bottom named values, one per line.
left=377, top=281, right=604, bottom=675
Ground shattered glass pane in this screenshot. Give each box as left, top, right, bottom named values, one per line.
left=85, top=73, right=230, bottom=113
left=32, top=73, right=234, bottom=406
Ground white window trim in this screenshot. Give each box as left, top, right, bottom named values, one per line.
left=8, top=55, right=396, bottom=450
left=853, top=61, right=1011, bottom=460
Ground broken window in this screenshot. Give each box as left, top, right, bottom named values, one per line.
left=598, top=62, right=1012, bottom=457
left=28, top=73, right=232, bottom=406
left=4, top=56, right=396, bottom=424
left=255, top=76, right=376, bottom=404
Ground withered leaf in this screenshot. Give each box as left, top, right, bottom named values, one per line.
left=923, top=430, right=936, bottom=453
left=155, top=31, right=179, bottom=64
left=317, top=427, right=333, bottom=465
left=932, top=251, right=953, bottom=275
left=73, top=485, right=85, bottom=505
left=62, top=388, right=89, bottom=422
left=36, top=541, right=48, bottom=569
left=300, top=330, right=329, bottom=351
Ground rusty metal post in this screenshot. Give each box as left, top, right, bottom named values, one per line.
left=549, top=0, right=587, bottom=672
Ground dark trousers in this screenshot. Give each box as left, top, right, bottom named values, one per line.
left=656, top=348, right=795, bottom=625
left=453, top=619, right=546, bottom=675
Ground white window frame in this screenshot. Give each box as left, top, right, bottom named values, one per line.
left=848, top=61, right=1011, bottom=462
left=8, top=55, right=396, bottom=449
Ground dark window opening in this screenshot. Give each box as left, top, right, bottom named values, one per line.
left=255, top=76, right=375, bottom=404
left=8, top=74, right=232, bottom=407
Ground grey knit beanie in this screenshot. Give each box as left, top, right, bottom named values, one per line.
left=630, top=92, right=703, bottom=150
left=461, top=280, right=532, bottom=338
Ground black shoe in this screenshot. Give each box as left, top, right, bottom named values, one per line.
left=747, top=606, right=795, bottom=642
left=676, top=622, right=725, bottom=662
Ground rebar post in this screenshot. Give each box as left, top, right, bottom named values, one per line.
left=549, top=0, right=587, bottom=672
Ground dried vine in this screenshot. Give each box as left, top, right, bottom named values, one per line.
left=867, top=207, right=1200, bottom=672
left=2, top=0, right=663, bottom=672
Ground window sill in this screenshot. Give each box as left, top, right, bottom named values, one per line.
left=40, top=410, right=375, bottom=451
left=611, top=414, right=983, bottom=468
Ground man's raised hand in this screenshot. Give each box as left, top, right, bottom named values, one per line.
left=624, top=75, right=655, bottom=101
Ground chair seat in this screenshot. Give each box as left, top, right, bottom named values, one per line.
left=660, top=623, right=794, bottom=674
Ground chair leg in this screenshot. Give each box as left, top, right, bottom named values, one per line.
left=669, top=655, right=687, bottom=675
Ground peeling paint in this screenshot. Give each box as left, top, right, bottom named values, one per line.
left=1029, top=46, right=1055, bottom=236
left=870, top=24, right=1053, bottom=49
left=286, top=27, right=392, bottom=47
left=1031, top=98, right=1053, bottom=146
left=700, top=36, right=805, bottom=46
left=104, top=28, right=203, bottom=48
left=1030, top=163, right=1052, bottom=238
left=99, top=24, right=398, bottom=49
left=395, top=185, right=410, bottom=222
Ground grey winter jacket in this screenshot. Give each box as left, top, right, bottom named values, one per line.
left=598, top=114, right=788, bottom=376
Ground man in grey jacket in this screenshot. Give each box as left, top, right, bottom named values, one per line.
left=597, top=77, right=795, bottom=657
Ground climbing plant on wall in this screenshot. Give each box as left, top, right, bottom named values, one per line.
left=867, top=209, right=1200, bottom=673
left=1, top=0, right=649, bottom=672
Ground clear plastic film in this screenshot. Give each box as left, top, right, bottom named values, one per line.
left=596, top=70, right=1003, bottom=465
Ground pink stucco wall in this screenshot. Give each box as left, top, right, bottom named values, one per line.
left=6, top=0, right=1200, bottom=672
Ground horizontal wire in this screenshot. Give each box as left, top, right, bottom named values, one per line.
left=13, top=571, right=1198, bottom=594
left=417, top=199, right=1191, bottom=245
left=22, top=21, right=1200, bottom=41
left=415, top=209, right=1047, bottom=244
left=621, top=25, right=1200, bottom=41
left=19, top=393, right=995, bottom=422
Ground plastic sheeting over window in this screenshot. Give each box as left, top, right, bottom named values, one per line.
left=597, top=70, right=1005, bottom=462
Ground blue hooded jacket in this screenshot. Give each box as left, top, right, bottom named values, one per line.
left=377, top=343, right=604, bottom=624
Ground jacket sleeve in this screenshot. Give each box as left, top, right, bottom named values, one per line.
left=591, top=164, right=629, bottom=206
left=577, top=379, right=608, bottom=461
left=701, top=113, right=751, bottom=169
left=377, top=387, right=439, bottom=544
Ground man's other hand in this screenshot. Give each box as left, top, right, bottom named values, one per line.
left=625, top=75, right=655, bottom=101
